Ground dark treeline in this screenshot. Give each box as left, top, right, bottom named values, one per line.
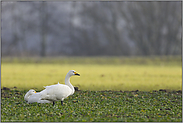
left=2, top=1, right=182, bottom=57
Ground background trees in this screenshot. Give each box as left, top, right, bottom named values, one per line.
left=120, top=2, right=181, bottom=56
left=1, top=1, right=182, bottom=57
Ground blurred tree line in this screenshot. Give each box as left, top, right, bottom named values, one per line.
left=2, top=1, right=182, bottom=57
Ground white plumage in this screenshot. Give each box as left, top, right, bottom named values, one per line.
left=24, top=89, right=52, bottom=103
left=24, top=89, right=36, bottom=102
left=24, top=70, right=80, bottom=106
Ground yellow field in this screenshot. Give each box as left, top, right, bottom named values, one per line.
left=1, top=62, right=182, bottom=91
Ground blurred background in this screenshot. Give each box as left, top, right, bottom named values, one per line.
left=1, top=1, right=182, bottom=91
left=1, top=1, right=182, bottom=57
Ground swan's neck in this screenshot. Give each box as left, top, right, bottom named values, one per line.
left=65, top=74, right=75, bottom=94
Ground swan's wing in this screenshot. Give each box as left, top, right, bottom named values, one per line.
left=40, top=84, right=72, bottom=101
left=43, top=82, right=61, bottom=89
left=43, top=84, right=57, bottom=89
left=39, top=87, right=57, bottom=101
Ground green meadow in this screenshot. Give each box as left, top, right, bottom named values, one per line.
left=1, top=56, right=182, bottom=122
left=1, top=56, right=182, bottom=91
left=1, top=89, right=182, bottom=122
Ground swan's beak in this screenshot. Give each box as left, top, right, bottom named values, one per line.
left=35, top=91, right=36, bottom=93
left=74, top=72, right=80, bottom=76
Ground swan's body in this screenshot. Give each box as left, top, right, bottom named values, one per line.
left=24, top=89, right=52, bottom=103
left=24, top=70, right=80, bottom=106
left=28, top=91, right=52, bottom=103
left=42, top=82, right=73, bottom=102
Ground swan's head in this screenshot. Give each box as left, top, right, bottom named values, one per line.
left=68, top=70, right=80, bottom=76
left=24, top=89, right=36, bottom=101
left=28, top=89, right=36, bottom=95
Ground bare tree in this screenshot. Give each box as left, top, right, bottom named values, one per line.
left=68, top=2, right=131, bottom=56
left=2, top=2, right=181, bottom=57
left=121, top=1, right=181, bottom=55
left=40, top=2, right=47, bottom=57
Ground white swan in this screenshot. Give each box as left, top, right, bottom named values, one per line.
left=24, top=89, right=52, bottom=103
left=41, top=70, right=80, bottom=106
left=25, top=70, right=80, bottom=106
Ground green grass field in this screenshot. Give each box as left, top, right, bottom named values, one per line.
left=1, top=56, right=182, bottom=91
left=1, top=89, right=182, bottom=122
left=1, top=56, right=182, bottom=122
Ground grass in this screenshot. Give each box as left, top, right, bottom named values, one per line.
left=1, top=55, right=181, bottom=65
left=1, top=56, right=182, bottom=121
left=1, top=89, right=182, bottom=122
left=1, top=61, right=182, bottom=91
